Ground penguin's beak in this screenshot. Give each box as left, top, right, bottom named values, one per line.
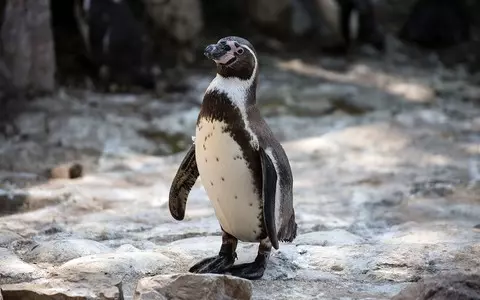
left=204, top=43, right=237, bottom=65
left=204, top=43, right=227, bottom=60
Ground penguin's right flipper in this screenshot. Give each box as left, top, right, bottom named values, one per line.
left=259, top=147, right=280, bottom=250
left=169, top=144, right=199, bottom=220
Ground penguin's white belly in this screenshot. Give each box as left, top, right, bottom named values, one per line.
left=195, top=118, right=263, bottom=242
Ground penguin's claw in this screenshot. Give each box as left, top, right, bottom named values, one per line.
left=189, top=254, right=236, bottom=274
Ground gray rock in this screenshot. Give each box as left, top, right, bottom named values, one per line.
left=1, top=57, right=480, bottom=300
left=53, top=251, right=173, bottom=299
left=296, top=244, right=372, bottom=275
left=0, top=230, right=23, bottom=247
left=392, top=274, right=480, bottom=300
left=0, top=189, right=27, bottom=214
left=142, top=0, right=203, bottom=46
left=166, top=236, right=222, bottom=258
left=246, top=0, right=291, bottom=36
left=0, top=279, right=119, bottom=300
left=1, top=0, right=55, bottom=92
left=57, top=251, right=173, bottom=284
left=0, top=248, right=45, bottom=284
left=47, top=116, right=157, bottom=154
left=115, top=244, right=141, bottom=253
left=134, top=274, right=253, bottom=300
left=149, top=107, right=199, bottom=137
left=291, top=0, right=313, bottom=36
left=14, top=112, right=47, bottom=137
left=295, top=229, right=365, bottom=246
left=23, top=239, right=111, bottom=264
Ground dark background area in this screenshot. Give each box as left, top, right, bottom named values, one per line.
left=0, top=0, right=479, bottom=176
left=1, top=0, right=480, bottom=97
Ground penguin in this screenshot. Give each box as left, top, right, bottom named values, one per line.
left=169, top=36, right=297, bottom=280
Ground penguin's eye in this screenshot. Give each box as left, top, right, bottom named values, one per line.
left=236, top=48, right=244, bottom=55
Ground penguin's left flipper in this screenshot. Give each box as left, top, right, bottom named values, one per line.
left=169, top=144, right=199, bottom=220
left=260, top=147, right=280, bottom=250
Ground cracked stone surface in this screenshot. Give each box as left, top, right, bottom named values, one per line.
left=1, top=49, right=480, bottom=299
left=134, top=274, right=253, bottom=300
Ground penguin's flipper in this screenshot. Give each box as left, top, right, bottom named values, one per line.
left=260, top=147, right=280, bottom=250
left=169, top=144, right=199, bottom=220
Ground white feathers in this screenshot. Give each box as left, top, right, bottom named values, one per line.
left=265, top=147, right=282, bottom=235
left=205, top=45, right=259, bottom=150
left=195, top=119, right=263, bottom=242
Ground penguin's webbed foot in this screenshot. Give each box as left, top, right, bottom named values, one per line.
left=228, top=259, right=267, bottom=280
left=189, top=253, right=237, bottom=274
left=228, top=237, right=272, bottom=280
left=189, top=230, right=238, bottom=275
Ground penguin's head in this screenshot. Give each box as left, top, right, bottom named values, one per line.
left=204, top=36, right=258, bottom=80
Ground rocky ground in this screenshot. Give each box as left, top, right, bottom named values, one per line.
left=1, top=39, right=480, bottom=299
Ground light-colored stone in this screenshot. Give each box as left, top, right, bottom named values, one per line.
left=134, top=274, right=252, bottom=300
left=0, top=279, right=119, bottom=300
left=392, top=274, right=480, bottom=300
left=49, top=163, right=83, bottom=179
left=14, top=112, right=47, bottom=137
left=50, top=251, right=173, bottom=299
left=1, top=41, right=480, bottom=300
left=57, top=251, right=173, bottom=282
left=115, top=244, right=141, bottom=253
left=0, top=230, right=23, bottom=246
left=0, top=248, right=45, bottom=284
left=47, top=116, right=157, bottom=154
left=295, top=229, right=365, bottom=246
left=23, top=239, right=111, bottom=264
left=150, top=108, right=199, bottom=137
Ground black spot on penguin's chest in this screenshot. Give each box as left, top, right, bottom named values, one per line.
left=197, top=90, right=263, bottom=198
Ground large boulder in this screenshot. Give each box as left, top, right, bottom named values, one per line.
left=392, top=274, right=480, bottom=300
left=1, top=0, right=55, bottom=93
left=134, top=274, right=253, bottom=300
left=142, top=0, right=203, bottom=64
left=246, top=0, right=292, bottom=38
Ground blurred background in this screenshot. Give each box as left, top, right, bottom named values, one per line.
left=0, top=1, right=480, bottom=298
left=0, top=0, right=479, bottom=181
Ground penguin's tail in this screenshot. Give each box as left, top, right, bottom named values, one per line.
left=279, top=211, right=298, bottom=243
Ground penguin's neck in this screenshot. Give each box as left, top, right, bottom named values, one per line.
left=206, top=74, right=257, bottom=109
left=203, top=74, right=260, bottom=150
